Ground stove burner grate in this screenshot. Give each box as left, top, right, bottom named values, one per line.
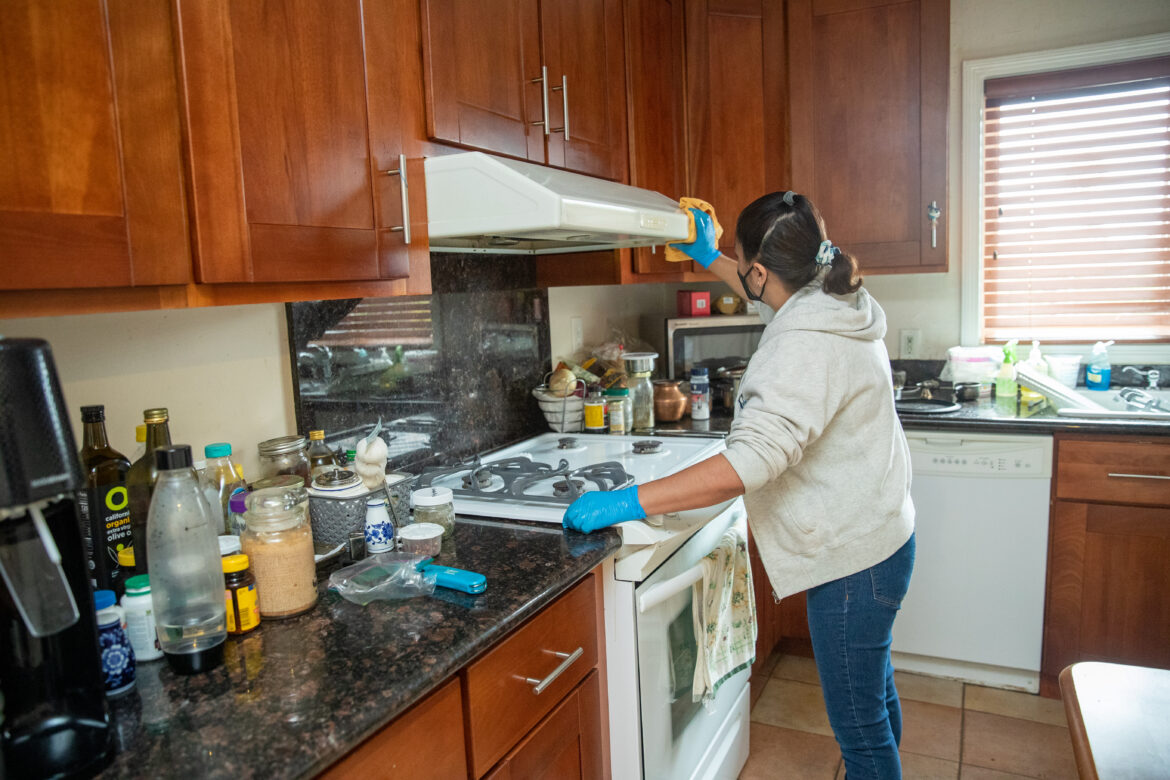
left=417, top=454, right=635, bottom=506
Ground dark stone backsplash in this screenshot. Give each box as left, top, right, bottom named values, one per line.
left=287, top=254, right=550, bottom=472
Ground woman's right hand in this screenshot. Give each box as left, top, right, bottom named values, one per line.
left=669, top=208, right=721, bottom=268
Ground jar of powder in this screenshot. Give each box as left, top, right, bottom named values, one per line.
left=241, top=485, right=317, bottom=618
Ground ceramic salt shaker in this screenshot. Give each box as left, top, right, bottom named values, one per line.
left=364, top=495, right=395, bottom=554
left=94, top=589, right=136, bottom=696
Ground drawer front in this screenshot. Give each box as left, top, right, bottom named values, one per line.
left=1056, top=438, right=1170, bottom=506
left=465, top=574, right=598, bottom=778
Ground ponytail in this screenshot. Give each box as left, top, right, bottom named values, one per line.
left=822, top=248, right=862, bottom=295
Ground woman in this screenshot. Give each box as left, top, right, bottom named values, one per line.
left=563, top=191, right=915, bottom=779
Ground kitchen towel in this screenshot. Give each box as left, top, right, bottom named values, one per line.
left=665, top=197, right=724, bottom=264
left=692, top=527, right=756, bottom=705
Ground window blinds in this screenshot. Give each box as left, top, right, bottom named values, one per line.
left=982, top=56, right=1170, bottom=343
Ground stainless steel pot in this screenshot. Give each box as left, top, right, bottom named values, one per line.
left=715, top=365, right=746, bottom=408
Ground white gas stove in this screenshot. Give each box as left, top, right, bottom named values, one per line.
left=421, top=431, right=750, bottom=779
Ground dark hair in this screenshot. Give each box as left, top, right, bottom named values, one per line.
left=735, top=191, right=861, bottom=296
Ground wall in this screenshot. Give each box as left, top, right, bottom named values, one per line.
left=0, top=305, right=295, bottom=478
left=862, top=0, right=1170, bottom=359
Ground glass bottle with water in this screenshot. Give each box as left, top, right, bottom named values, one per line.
left=146, top=445, right=227, bottom=674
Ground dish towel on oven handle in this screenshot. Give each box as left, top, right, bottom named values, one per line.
left=692, top=527, right=757, bottom=705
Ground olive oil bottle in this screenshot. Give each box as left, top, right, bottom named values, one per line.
left=126, top=407, right=172, bottom=573
left=78, top=405, right=132, bottom=595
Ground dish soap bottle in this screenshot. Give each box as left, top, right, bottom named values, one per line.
left=1085, top=340, right=1114, bottom=391
left=995, top=340, right=1019, bottom=411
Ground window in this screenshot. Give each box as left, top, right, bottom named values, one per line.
left=980, top=56, right=1170, bottom=344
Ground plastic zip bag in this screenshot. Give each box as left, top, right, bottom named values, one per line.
left=328, top=552, right=437, bottom=605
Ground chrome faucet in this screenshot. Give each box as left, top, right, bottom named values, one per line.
left=1121, top=366, right=1161, bottom=390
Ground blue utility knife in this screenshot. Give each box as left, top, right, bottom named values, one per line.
left=417, top=559, right=487, bottom=594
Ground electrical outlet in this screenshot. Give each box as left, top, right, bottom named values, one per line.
left=899, top=329, right=922, bottom=359
left=570, top=317, right=584, bottom=352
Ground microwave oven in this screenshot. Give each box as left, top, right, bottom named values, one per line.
left=656, top=315, right=765, bottom=379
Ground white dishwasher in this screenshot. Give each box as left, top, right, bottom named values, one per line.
left=893, top=430, right=1052, bottom=692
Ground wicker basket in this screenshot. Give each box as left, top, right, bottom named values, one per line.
left=308, top=473, right=416, bottom=548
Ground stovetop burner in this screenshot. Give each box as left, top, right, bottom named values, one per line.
left=552, top=479, right=585, bottom=498
left=462, top=468, right=494, bottom=489
left=632, top=440, right=663, bottom=455
left=557, top=437, right=579, bottom=449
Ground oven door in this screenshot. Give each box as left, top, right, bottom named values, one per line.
left=634, top=499, right=751, bottom=780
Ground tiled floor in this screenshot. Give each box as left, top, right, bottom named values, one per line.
left=741, top=651, right=1077, bottom=779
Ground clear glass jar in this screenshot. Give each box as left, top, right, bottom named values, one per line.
left=256, top=435, right=311, bottom=482
left=307, top=430, right=337, bottom=479
left=628, top=370, right=655, bottom=431
left=241, top=486, right=316, bottom=618
left=411, top=487, right=455, bottom=539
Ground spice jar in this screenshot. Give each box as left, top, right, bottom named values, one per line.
left=241, top=486, right=317, bottom=618
left=412, top=487, right=455, bottom=539
left=222, top=554, right=260, bottom=635
left=256, top=435, right=311, bottom=482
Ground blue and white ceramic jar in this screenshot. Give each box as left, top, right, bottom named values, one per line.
left=94, top=589, right=136, bottom=696
left=364, top=495, right=395, bottom=554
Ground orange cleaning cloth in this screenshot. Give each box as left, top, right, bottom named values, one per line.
left=664, top=197, right=724, bottom=264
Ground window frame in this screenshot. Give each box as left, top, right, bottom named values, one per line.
left=960, top=32, right=1170, bottom=361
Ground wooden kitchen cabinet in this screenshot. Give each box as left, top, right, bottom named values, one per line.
left=686, top=0, right=789, bottom=260
left=1040, top=435, right=1170, bottom=697
left=748, top=525, right=786, bottom=690
left=484, top=671, right=604, bottom=780
left=787, top=0, right=949, bottom=273
left=421, top=0, right=627, bottom=182
left=175, top=0, right=429, bottom=285
left=0, top=0, right=190, bottom=291
left=320, top=678, right=469, bottom=779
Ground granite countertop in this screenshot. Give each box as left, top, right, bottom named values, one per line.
left=896, top=396, right=1170, bottom=437
left=99, top=519, right=620, bottom=779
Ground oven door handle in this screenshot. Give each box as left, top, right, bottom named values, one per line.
left=638, top=562, right=706, bottom=614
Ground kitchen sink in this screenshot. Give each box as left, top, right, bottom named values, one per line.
left=1058, top=387, right=1170, bottom=420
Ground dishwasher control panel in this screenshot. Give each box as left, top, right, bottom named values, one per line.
left=906, top=434, right=1053, bottom=479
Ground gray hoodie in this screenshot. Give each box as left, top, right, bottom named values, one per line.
left=722, top=283, right=914, bottom=600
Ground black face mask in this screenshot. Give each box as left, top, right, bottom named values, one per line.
left=738, top=265, right=767, bottom=302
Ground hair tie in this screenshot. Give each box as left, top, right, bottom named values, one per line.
left=782, top=191, right=796, bottom=206
left=815, top=240, right=837, bottom=267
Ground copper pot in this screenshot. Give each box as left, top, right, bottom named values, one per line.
left=653, top=380, right=689, bottom=422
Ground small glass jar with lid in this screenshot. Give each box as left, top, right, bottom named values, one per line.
left=241, top=485, right=316, bottom=618
left=411, top=487, right=455, bottom=540
left=256, top=435, right=311, bottom=482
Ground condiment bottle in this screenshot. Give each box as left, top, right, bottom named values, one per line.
left=364, top=495, right=395, bottom=554
left=120, top=575, right=163, bottom=662
left=127, top=408, right=173, bottom=573
left=146, top=445, right=227, bottom=674
left=94, top=590, right=135, bottom=696
left=201, top=442, right=246, bottom=535
left=131, top=423, right=147, bottom=462
left=690, top=367, right=711, bottom=421
left=118, top=547, right=136, bottom=581
left=228, top=491, right=250, bottom=536
left=222, top=554, right=260, bottom=636
left=307, top=430, right=338, bottom=478
left=604, top=387, right=633, bottom=433
left=241, top=486, right=317, bottom=619
left=78, top=405, right=132, bottom=595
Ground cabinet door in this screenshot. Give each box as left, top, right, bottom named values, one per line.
left=1043, top=500, right=1170, bottom=687
left=486, top=670, right=603, bottom=780
left=177, top=0, right=425, bottom=284
left=0, top=0, right=190, bottom=290
left=787, top=0, right=948, bottom=272
left=421, top=0, right=545, bottom=164
left=686, top=0, right=789, bottom=260
left=626, top=0, right=688, bottom=277
left=541, top=0, right=628, bottom=181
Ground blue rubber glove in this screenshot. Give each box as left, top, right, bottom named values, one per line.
left=562, top=486, right=647, bottom=534
left=668, top=208, right=720, bottom=268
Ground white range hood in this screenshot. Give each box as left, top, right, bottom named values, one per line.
left=424, top=152, right=690, bottom=254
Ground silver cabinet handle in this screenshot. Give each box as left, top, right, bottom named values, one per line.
left=522, top=647, right=583, bottom=695
left=1107, top=473, right=1170, bottom=480
left=383, top=154, right=411, bottom=245
left=550, top=74, right=569, bottom=140
left=531, top=66, right=550, bottom=136
left=927, top=201, right=941, bottom=249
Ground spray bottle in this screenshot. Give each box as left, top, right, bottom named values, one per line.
left=1085, top=340, right=1114, bottom=391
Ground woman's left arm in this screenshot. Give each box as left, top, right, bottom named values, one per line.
left=562, top=454, right=745, bottom=533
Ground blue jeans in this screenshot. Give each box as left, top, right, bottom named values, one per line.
left=806, top=534, right=916, bottom=780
